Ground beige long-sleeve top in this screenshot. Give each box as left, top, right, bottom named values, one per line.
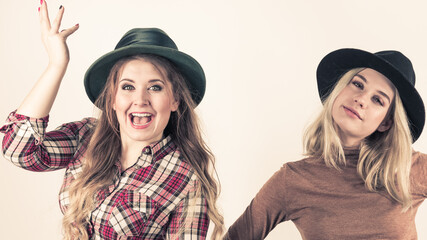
left=224, top=150, right=427, bottom=240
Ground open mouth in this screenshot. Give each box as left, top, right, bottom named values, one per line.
left=130, top=113, right=153, bottom=126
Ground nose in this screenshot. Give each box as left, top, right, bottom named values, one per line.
left=354, top=93, right=367, bottom=108
left=133, top=89, right=150, bottom=106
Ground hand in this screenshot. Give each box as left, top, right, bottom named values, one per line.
left=39, top=0, right=79, bottom=68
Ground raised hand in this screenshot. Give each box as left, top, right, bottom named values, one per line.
left=16, top=1, right=79, bottom=118
left=39, top=0, right=79, bottom=67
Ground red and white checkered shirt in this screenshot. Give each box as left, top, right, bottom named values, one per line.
left=1, top=111, right=209, bottom=239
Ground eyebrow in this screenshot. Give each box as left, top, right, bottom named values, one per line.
left=354, top=74, right=392, bottom=103
left=119, top=79, right=165, bottom=84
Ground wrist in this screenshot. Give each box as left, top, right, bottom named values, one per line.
left=47, top=60, right=69, bottom=70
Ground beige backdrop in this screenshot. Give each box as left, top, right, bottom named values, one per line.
left=1, top=0, right=426, bottom=239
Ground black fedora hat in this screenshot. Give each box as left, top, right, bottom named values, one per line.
left=316, top=48, right=425, bottom=142
left=84, top=28, right=206, bottom=106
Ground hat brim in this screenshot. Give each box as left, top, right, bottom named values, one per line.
left=84, top=45, right=206, bottom=106
left=316, top=48, right=425, bottom=142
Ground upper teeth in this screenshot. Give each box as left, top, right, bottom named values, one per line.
left=132, top=113, right=152, bottom=117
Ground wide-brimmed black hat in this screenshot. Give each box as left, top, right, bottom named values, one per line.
left=84, top=28, right=206, bottom=106
left=316, top=48, right=425, bottom=142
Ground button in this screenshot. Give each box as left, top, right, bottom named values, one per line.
left=143, top=147, right=151, bottom=154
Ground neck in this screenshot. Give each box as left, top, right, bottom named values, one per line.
left=342, top=143, right=360, bottom=150
left=335, top=127, right=362, bottom=148
left=120, top=140, right=146, bottom=170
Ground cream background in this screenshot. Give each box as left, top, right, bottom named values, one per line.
left=1, top=0, right=427, bottom=239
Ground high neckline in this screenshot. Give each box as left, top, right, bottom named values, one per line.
left=343, top=147, right=360, bottom=166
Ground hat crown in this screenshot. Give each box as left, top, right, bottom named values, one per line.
left=375, top=50, right=415, bottom=86
left=115, top=28, right=178, bottom=50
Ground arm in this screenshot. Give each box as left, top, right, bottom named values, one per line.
left=224, top=166, right=290, bottom=240
left=16, top=0, right=78, bottom=118
left=167, top=181, right=210, bottom=239
left=1, top=2, right=83, bottom=171
left=1, top=112, right=95, bottom=171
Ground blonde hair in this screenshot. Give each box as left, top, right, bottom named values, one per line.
left=63, top=54, right=224, bottom=239
left=303, top=68, right=413, bottom=211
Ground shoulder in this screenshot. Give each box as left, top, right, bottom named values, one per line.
left=58, top=117, right=97, bottom=128
left=265, top=156, right=323, bottom=188
left=410, top=150, right=427, bottom=197
left=411, top=150, right=427, bottom=170
left=250, top=157, right=322, bottom=208
left=55, top=117, right=97, bottom=134
left=284, top=155, right=325, bottom=175
left=412, top=150, right=427, bottom=160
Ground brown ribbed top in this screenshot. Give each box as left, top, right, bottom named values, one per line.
left=224, top=150, right=427, bottom=240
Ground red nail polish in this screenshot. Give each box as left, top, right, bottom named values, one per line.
left=38, top=7, right=40, bottom=12
left=40, top=0, right=43, bottom=5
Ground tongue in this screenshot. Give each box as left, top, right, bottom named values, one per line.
left=133, top=116, right=151, bottom=125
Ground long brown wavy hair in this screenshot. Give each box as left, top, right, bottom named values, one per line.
left=62, top=54, right=224, bottom=239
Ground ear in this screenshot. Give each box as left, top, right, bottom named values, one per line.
left=377, top=118, right=393, bottom=132
left=113, top=103, right=116, bottom=111
left=171, top=98, right=179, bottom=112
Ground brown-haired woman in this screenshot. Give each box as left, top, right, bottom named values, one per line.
left=1, top=1, right=223, bottom=239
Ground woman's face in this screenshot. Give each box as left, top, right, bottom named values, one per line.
left=331, top=68, right=395, bottom=147
left=113, top=59, right=179, bottom=148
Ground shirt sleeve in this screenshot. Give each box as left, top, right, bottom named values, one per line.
left=224, top=165, right=290, bottom=240
left=167, top=180, right=210, bottom=240
left=1, top=111, right=94, bottom=172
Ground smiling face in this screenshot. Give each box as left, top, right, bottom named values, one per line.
left=331, top=68, right=396, bottom=147
left=113, top=58, right=179, bottom=148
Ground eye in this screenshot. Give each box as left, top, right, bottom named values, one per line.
left=351, top=80, right=364, bottom=89
left=148, top=84, right=163, bottom=91
left=121, top=84, right=135, bottom=91
left=372, top=96, right=384, bottom=106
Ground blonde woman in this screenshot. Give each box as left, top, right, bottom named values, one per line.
left=224, top=48, right=426, bottom=239
left=1, top=1, right=223, bottom=239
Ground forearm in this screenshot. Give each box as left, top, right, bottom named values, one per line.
left=224, top=200, right=269, bottom=240
left=224, top=168, right=290, bottom=239
left=16, top=62, right=68, bottom=118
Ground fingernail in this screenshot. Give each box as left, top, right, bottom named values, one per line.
left=40, top=0, right=43, bottom=5
left=59, top=5, right=63, bottom=9
left=38, top=7, right=40, bottom=12
left=75, top=23, right=79, bottom=27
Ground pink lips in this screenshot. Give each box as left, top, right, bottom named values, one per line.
left=343, top=106, right=362, bottom=120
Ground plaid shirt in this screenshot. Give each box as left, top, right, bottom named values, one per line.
left=1, top=111, right=209, bottom=239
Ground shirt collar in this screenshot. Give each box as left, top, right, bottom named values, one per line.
left=137, top=135, right=177, bottom=168
left=343, top=147, right=360, bottom=167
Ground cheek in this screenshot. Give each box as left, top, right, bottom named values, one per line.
left=113, top=94, right=130, bottom=112
left=331, top=96, right=342, bottom=120
left=155, top=94, right=177, bottom=112
left=372, top=108, right=389, bottom=123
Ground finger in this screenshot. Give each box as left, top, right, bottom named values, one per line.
left=39, top=0, right=51, bottom=31
left=60, top=24, right=80, bottom=39
left=51, top=5, right=65, bottom=33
